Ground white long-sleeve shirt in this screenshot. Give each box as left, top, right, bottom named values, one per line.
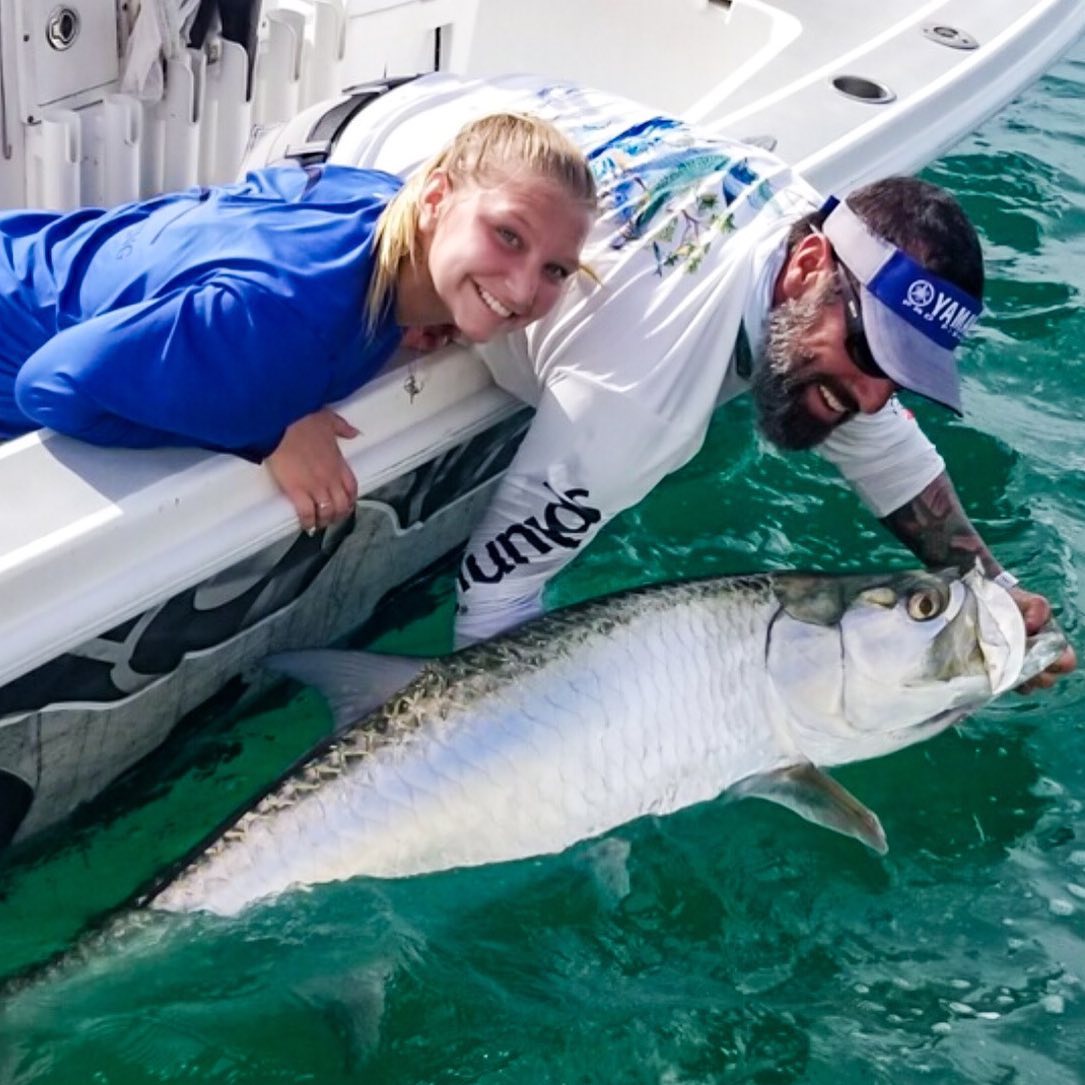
left=329, top=74, right=945, bottom=642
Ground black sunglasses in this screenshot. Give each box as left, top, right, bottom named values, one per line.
left=833, top=262, right=888, bottom=380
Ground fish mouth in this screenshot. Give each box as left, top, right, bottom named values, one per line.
left=964, top=569, right=1068, bottom=696
left=966, top=570, right=1027, bottom=696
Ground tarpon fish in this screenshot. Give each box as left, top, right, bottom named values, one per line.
left=148, top=567, right=1066, bottom=917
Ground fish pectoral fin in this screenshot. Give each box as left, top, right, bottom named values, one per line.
left=263, top=650, right=428, bottom=733
left=730, top=763, right=888, bottom=855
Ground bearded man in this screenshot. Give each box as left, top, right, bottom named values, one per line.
left=268, top=72, right=1074, bottom=688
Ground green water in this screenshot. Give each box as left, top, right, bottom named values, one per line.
left=3, top=49, right=1085, bottom=1084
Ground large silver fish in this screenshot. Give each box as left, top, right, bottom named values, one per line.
left=149, top=567, right=1066, bottom=916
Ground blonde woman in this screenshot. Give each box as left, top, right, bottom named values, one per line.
left=1, top=113, right=596, bottom=532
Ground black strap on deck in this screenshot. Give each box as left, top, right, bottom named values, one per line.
left=283, top=75, right=423, bottom=167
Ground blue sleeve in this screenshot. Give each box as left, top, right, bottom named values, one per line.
left=14, top=278, right=336, bottom=459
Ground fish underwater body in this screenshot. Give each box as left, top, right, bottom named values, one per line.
left=148, top=567, right=1067, bottom=917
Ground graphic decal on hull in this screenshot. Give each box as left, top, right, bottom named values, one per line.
left=0, top=412, right=530, bottom=716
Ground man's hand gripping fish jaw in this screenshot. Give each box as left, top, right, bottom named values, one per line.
left=766, top=566, right=1068, bottom=770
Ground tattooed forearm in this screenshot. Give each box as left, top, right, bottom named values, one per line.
left=879, top=471, right=1002, bottom=575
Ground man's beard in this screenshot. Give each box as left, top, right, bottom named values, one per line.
left=751, top=280, right=851, bottom=451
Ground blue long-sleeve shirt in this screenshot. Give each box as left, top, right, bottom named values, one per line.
left=0, top=163, right=403, bottom=459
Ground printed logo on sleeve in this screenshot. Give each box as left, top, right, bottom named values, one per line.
left=458, top=485, right=602, bottom=592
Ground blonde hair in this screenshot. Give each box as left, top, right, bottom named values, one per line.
left=365, top=112, right=597, bottom=330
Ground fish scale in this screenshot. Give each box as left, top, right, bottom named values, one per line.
left=153, top=580, right=780, bottom=914
left=148, top=570, right=1060, bottom=916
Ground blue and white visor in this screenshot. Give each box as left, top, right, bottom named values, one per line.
left=820, top=196, right=982, bottom=414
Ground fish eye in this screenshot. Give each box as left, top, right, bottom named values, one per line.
left=906, top=587, right=947, bottom=622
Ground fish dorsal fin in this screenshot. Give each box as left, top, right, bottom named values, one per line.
left=263, top=650, right=428, bottom=733
left=729, top=763, right=888, bottom=854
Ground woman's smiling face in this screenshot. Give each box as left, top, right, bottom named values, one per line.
left=414, top=169, right=593, bottom=343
